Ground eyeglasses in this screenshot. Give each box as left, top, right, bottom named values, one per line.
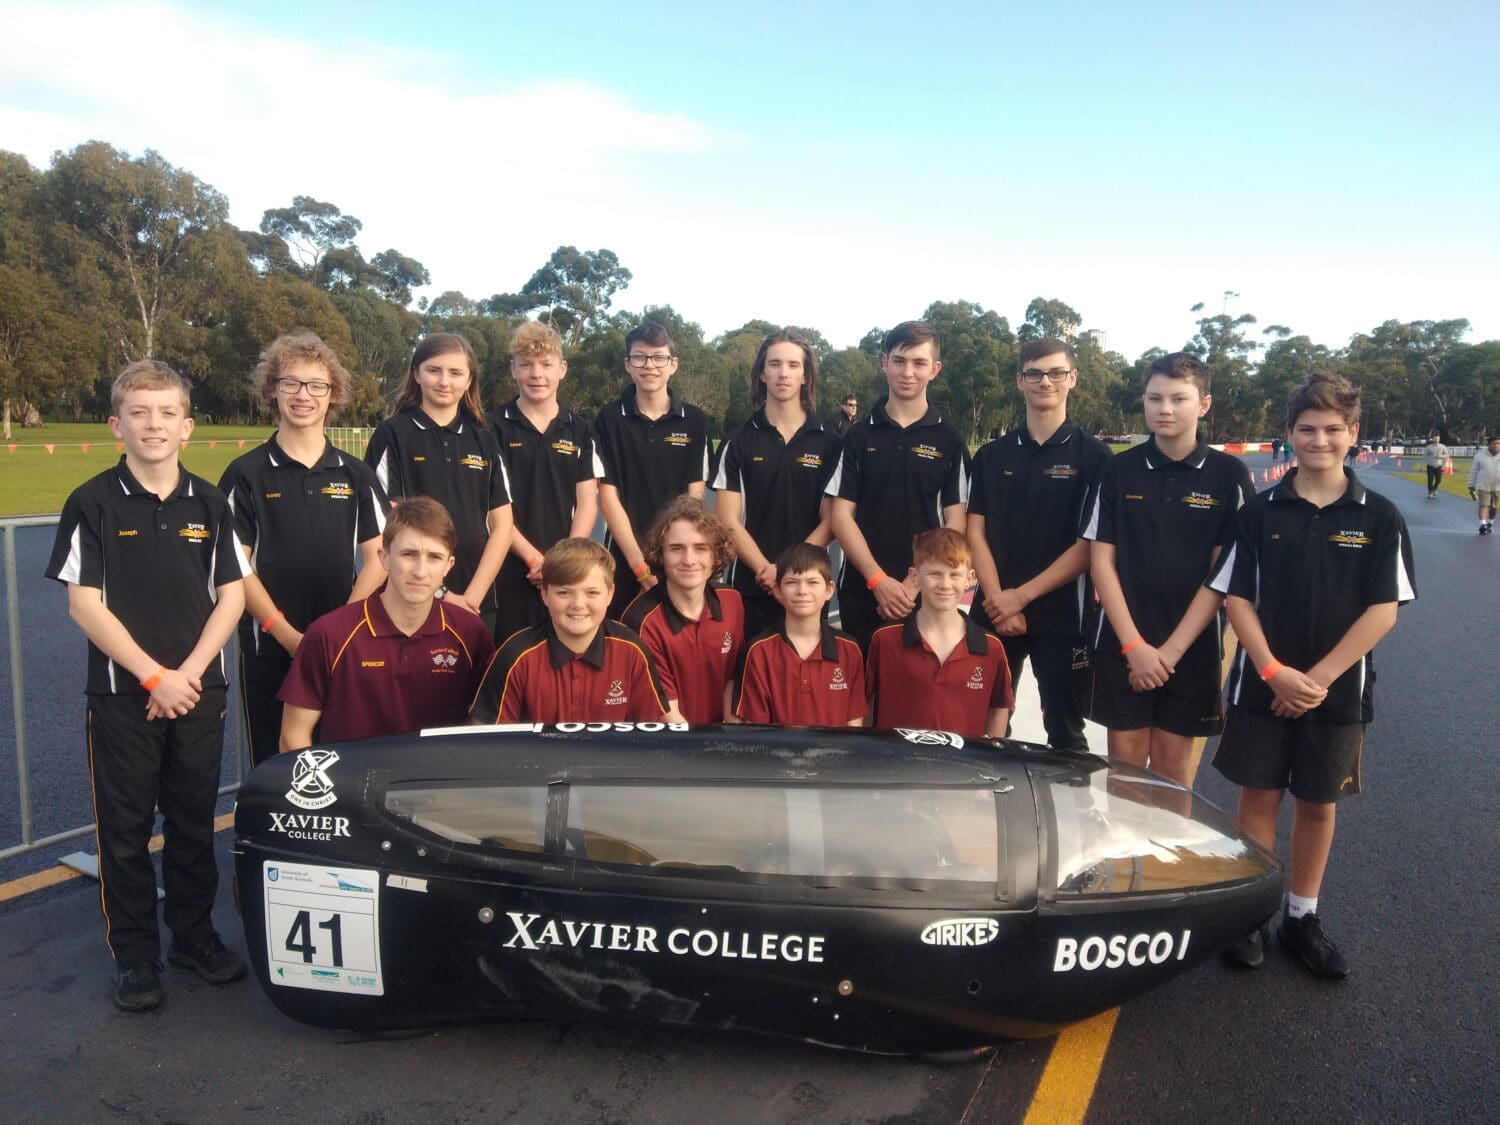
left=626, top=354, right=674, bottom=369
left=1020, top=367, right=1075, bottom=384
left=276, top=377, right=332, bottom=397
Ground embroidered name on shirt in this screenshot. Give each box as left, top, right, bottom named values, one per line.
left=1124, top=493, right=1145, bottom=501
left=117, top=528, right=138, bottom=537
left=265, top=491, right=283, bottom=499
left=360, top=660, right=386, bottom=668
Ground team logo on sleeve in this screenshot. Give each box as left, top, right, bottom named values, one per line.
left=286, top=749, right=340, bottom=810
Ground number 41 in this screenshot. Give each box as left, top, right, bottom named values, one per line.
left=285, top=910, right=344, bottom=966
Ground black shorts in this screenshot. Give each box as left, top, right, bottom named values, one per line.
left=1212, top=707, right=1365, bottom=803
left=1086, top=650, right=1225, bottom=737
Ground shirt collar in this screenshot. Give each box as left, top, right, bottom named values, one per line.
left=1141, top=435, right=1209, bottom=470
left=749, top=407, right=826, bottom=438
left=364, top=587, right=447, bottom=638
left=899, top=608, right=990, bottom=654
left=1268, top=467, right=1368, bottom=507
left=410, top=407, right=466, bottom=434
left=266, top=433, right=343, bottom=471
left=870, top=396, right=943, bottom=430
left=114, top=456, right=192, bottom=500
left=773, top=622, right=842, bottom=662
left=544, top=617, right=609, bottom=669
left=621, top=384, right=684, bottom=421
left=654, top=584, right=724, bottom=634
left=1018, top=419, right=1078, bottom=448
left=498, top=397, right=571, bottom=435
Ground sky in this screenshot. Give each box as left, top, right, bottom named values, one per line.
left=2, top=0, right=1497, bottom=359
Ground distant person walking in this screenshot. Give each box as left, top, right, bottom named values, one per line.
left=1468, top=434, right=1500, bottom=534
left=1270, top=436, right=1283, bottom=463
left=1424, top=431, right=1449, bottom=498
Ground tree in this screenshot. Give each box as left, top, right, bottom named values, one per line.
left=920, top=300, right=1016, bottom=442
left=333, top=287, right=419, bottom=404
left=0, top=265, right=93, bottom=435
left=1018, top=297, right=1082, bottom=343
left=44, top=142, right=230, bottom=361
left=1067, top=333, right=1128, bottom=435
left=511, top=246, right=633, bottom=347
left=369, top=249, right=430, bottom=306
left=1255, top=334, right=1335, bottom=435
left=1185, top=304, right=1261, bottom=440
left=259, top=196, right=362, bottom=275
left=1344, top=319, right=1470, bottom=438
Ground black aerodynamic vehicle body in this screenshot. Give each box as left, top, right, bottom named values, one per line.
left=234, top=724, right=1281, bottom=1054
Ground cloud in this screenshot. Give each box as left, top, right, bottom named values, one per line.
left=0, top=1, right=738, bottom=299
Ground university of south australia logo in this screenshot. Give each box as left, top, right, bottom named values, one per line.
left=286, top=748, right=340, bottom=810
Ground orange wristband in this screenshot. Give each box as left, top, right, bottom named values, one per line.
left=261, top=610, right=285, bottom=632
left=140, top=668, right=166, bottom=692
left=632, top=562, right=651, bottom=580
left=1120, top=636, right=1144, bottom=655
left=527, top=553, right=544, bottom=570
left=866, top=570, right=887, bottom=591
left=1259, top=660, right=1284, bottom=681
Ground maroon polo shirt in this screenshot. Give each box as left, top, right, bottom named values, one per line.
left=621, top=584, right=745, bottom=725
left=866, top=612, right=1014, bottom=737
left=279, top=590, right=495, bottom=743
left=469, top=619, right=669, bottom=724
left=732, top=625, right=865, bottom=726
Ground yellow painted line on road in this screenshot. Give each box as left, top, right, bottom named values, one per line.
left=1021, top=1008, right=1120, bottom=1124
left=0, top=812, right=236, bottom=903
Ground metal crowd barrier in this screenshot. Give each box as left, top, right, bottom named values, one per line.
left=1, top=514, right=247, bottom=868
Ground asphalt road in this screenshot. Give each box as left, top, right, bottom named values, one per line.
left=2, top=452, right=1495, bottom=1122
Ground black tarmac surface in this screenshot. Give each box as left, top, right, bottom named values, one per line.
left=2, top=453, right=1495, bottom=1122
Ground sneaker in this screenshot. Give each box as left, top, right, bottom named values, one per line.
left=1221, top=924, right=1267, bottom=969
left=168, top=933, right=247, bottom=985
left=1277, top=911, right=1349, bottom=979
left=113, top=959, right=165, bottom=1011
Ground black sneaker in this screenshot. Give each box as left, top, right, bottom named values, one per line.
left=168, top=934, right=247, bottom=985
left=113, top=959, right=165, bottom=1011
left=1221, top=924, right=1267, bottom=969
left=1277, top=911, right=1349, bottom=979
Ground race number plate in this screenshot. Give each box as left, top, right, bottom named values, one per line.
left=263, top=861, right=383, bottom=995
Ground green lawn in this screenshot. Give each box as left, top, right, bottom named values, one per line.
left=1, top=423, right=277, bottom=517
left=1392, top=458, right=1475, bottom=501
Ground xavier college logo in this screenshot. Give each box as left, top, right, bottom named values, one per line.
left=286, top=748, right=340, bottom=810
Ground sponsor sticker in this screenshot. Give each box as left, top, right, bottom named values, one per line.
left=502, top=911, right=826, bottom=964
left=263, top=861, right=383, bottom=995
left=895, top=728, right=966, bottom=749
left=921, top=918, right=1000, bottom=947
left=1052, top=930, right=1191, bottom=972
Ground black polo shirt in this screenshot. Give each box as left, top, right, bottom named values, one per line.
left=825, top=398, right=970, bottom=577
left=1080, top=438, right=1253, bottom=665
left=1207, top=469, right=1416, bottom=723
left=866, top=612, right=1014, bottom=737
left=486, top=398, right=597, bottom=556
left=469, top=618, right=669, bottom=724
left=46, top=458, right=250, bottom=695
left=592, top=386, right=711, bottom=544
left=967, top=420, right=1111, bottom=636
left=711, top=409, right=841, bottom=590
left=219, top=435, right=388, bottom=655
left=365, top=407, right=511, bottom=609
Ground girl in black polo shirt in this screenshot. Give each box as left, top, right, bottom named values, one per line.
left=366, top=333, right=514, bottom=632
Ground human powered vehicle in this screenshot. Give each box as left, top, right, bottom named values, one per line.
left=234, top=724, right=1281, bottom=1054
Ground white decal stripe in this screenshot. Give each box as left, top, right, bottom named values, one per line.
left=824, top=451, right=844, bottom=498
left=1207, top=544, right=1236, bottom=594
left=1081, top=487, right=1102, bottom=541
left=58, top=524, right=83, bottom=584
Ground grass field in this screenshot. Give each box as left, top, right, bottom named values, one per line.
left=1, top=424, right=277, bottom=517
left=1392, top=458, right=1475, bottom=501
